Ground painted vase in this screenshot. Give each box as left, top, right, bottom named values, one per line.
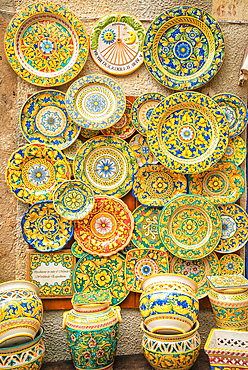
left=139, top=274, right=199, bottom=334
left=141, top=321, right=201, bottom=370
left=0, top=280, right=43, bottom=347
left=0, top=326, right=45, bottom=369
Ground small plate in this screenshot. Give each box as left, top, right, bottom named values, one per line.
left=20, top=90, right=81, bottom=150
left=22, top=201, right=73, bottom=252
left=53, top=180, right=94, bottom=220
left=215, top=204, right=248, bottom=254
left=5, top=143, right=71, bottom=204
left=73, top=136, right=138, bottom=198
left=222, top=136, right=246, bottom=166
left=125, top=248, right=169, bottom=293
left=74, top=196, right=134, bottom=256
left=189, top=160, right=245, bottom=205
left=207, top=274, right=248, bottom=292
left=71, top=241, right=85, bottom=259
left=129, top=134, right=158, bottom=167
left=81, top=128, right=101, bottom=139
left=158, top=194, right=222, bottom=260
left=65, top=74, right=126, bottom=130
left=72, top=252, right=129, bottom=306
left=212, top=93, right=248, bottom=137
left=131, top=93, right=165, bottom=136
left=220, top=254, right=244, bottom=275
left=132, top=164, right=188, bottom=207
left=62, top=139, right=84, bottom=161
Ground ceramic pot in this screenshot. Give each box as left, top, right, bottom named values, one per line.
left=139, top=274, right=199, bottom=334
left=0, top=326, right=45, bottom=369
left=0, top=280, right=43, bottom=347
left=141, top=321, right=201, bottom=370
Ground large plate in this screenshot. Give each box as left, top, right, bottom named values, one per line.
left=65, top=74, right=126, bottom=130
left=20, top=90, right=81, bottom=150
left=158, top=194, right=222, bottom=260
left=4, top=2, right=88, bottom=87
left=147, top=92, right=229, bottom=174
left=143, top=6, right=225, bottom=90
left=222, top=136, right=246, bottom=166
left=5, top=143, right=71, bottom=204
left=73, top=136, right=138, bottom=198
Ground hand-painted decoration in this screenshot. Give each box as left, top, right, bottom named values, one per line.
left=129, top=134, right=158, bottom=167
left=207, top=274, right=248, bottom=291
left=143, top=6, right=225, bottom=90
left=22, top=201, right=73, bottom=252
left=125, top=248, right=169, bottom=292
left=132, top=164, right=188, bottom=206
left=74, top=196, right=134, bottom=257
left=71, top=241, right=85, bottom=259
left=131, top=93, right=165, bottom=136
left=4, top=2, right=88, bottom=87
left=158, top=195, right=222, bottom=260
left=53, top=180, right=94, bottom=220
left=20, top=90, right=81, bottom=150
left=90, top=12, right=146, bottom=75
left=189, top=161, right=245, bottom=205
left=81, top=127, right=101, bottom=139
left=222, top=136, right=246, bottom=166
left=5, top=143, right=71, bottom=204
left=212, top=93, right=248, bottom=137
left=220, top=254, right=244, bottom=275
left=62, top=139, right=84, bottom=161
left=72, top=252, right=129, bottom=306
left=65, top=74, right=126, bottom=130
left=215, top=204, right=248, bottom=253
left=120, top=241, right=136, bottom=256
left=147, top=92, right=229, bottom=174
left=73, top=136, right=138, bottom=198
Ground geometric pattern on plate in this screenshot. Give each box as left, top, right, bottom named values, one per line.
left=129, top=134, right=158, bottom=167
left=222, top=136, right=246, bottom=166
left=219, top=254, right=244, bottom=275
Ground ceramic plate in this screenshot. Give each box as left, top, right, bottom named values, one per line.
left=65, top=74, right=126, bottom=130
left=81, top=128, right=101, bottom=139
left=22, top=201, right=73, bottom=252
left=207, top=274, right=248, bottom=291
left=220, top=254, right=244, bottom=275
left=53, top=180, right=94, bottom=220
left=62, top=139, right=84, bottom=161
left=74, top=196, right=134, bottom=257
left=73, top=136, right=138, bottom=198
left=71, top=241, right=85, bottom=259
left=129, top=134, right=158, bottom=167
left=168, top=252, right=220, bottom=299
left=222, top=136, right=246, bottom=166
left=147, top=92, right=229, bottom=174
left=5, top=143, right=71, bottom=204
left=125, top=249, right=169, bottom=293
left=215, top=204, right=248, bottom=254
left=101, top=100, right=135, bottom=139
left=143, top=6, right=225, bottom=90
left=20, top=90, right=81, bottom=150
left=72, top=252, right=129, bottom=306
left=131, top=93, right=165, bottom=136
left=189, top=160, right=245, bottom=205
left=133, top=164, right=188, bottom=207
left=90, top=12, right=146, bottom=75
left=158, top=194, right=222, bottom=260
left=4, top=2, right=88, bottom=87
left=120, top=241, right=136, bottom=256
left=212, top=94, right=248, bottom=137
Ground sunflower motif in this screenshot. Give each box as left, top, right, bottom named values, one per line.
left=95, top=270, right=111, bottom=287
left=42, top=219, right=56, bottom=232
left=64, top=191, right=83, bottom=210
left=152, top=177, right=168, bottom=193
left=207, top=175, right=224, bottom=192
left=181, top=219, right=198, bottom=235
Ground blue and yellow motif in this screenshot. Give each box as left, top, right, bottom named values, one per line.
left=129, top=134, right=158, bottom=167
left=223, top=136, right=246, bottom=166
left=220, top=254, right=244, bottom=275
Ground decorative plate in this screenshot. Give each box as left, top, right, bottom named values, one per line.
left=222, top=136, right=246, bottom=166
left=125, top=249, right=169, bottom=293
left=212, top=93, right=248, bottom=137
left=101, top=100, right=135, bottom=139
left=71, top=241, right=85, bottom=259
left=53, top=180, right=94, bottom=220
left=131, top=93, right=165, bottom=136
left=207, top=274, right=248, bottom=292
left=132, top=205, right=165, bottom=250
left=72, top=252, right=129, bottom=306
left=215, top=204, right=248, bottom=254
left=132, top=164, right=188, bottom=207
left=73, top=136, right=138, bottom=198
left=143, top=6, right=225, bottom=90
left=21, top=201, right=74, bottom=252
left=158, top=194, right=222, bottom=260
left=74, top=196, right=134, bottom=257
left=20, top=90, right=81, bottom=150
left=147, top=92, right=229, bottom=174
left=62, top=139, right=84, bottom=161
left=168, top=252, right=220, bottom=299
left=120, top=241, right=136, bottom=256
left=4, top=2, right=88, bottom=87
left=65, top=74, right=126, bottom=130
left=90, top=12, right=146, bottom=75
left=5, top=143, right=71, bottom=204
left=81, top=128, right=101, bottom=139
left=188, top=160, right=245, bottom=205
left=129, top=134, right=158, bottom=167
left=220, top=254, right=244, bottom=275
left=72, top=290, right=111, bottom=306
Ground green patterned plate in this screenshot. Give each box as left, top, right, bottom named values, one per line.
left=71, top=241, right=85, bottom=259
left=220, top=254, right=244, bottom=275
left=72, top=290, right=111, bottom=306
left=222, top=136, right=246, bottom=166
left=129, top=134, right=158, bottom=167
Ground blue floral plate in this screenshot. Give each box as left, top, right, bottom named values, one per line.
left=222, top=136, right=246, bottom=166
left=129, top=134, right=158, bottom=167
left=219, top=254, right=244, bottom=275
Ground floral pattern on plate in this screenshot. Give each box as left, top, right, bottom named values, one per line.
left=222, top=136, right=246, bottom=166
left=80, top=127, right=101, bottom=139
left=207, top=274, right=248, bottom=291
left=71, top=241, right=85, bottom=259
left=129, top=134, right=158, bottom=167
left=220, top=254, right=244, bottom=275
left=62, top=139, right=84, bottom=161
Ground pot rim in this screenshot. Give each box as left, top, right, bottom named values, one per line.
left=0, top=280, right=39, bottom=295
left=0, top=327, right=44, bottom=353
left=140, top=321, right=199, bottom=341
left=141, top=273, right=198, bottom=293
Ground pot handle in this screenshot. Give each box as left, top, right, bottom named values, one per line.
left=113, top=306, right=122, bottom=323
left=62, top=311, right=70, bottom=330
